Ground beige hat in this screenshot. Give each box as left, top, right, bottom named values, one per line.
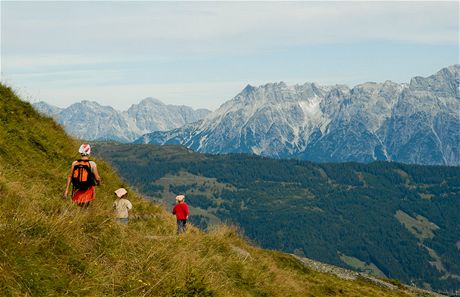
left=175, top=195, right=185, bottom=202
left=114, top=188, right=128, bottom=198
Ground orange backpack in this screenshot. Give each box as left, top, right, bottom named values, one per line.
left=72, top=160, right=94, bottom=190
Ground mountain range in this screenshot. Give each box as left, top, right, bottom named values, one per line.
left=33, top=98, right=211, bottom=142
left=138, top=65, right=460, bottom=166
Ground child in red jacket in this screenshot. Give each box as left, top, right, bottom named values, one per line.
left=172, top=195, right=189, bottom=234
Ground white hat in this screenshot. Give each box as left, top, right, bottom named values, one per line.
left=175, top=195, right=185, bottom=202
left=79, top=144, right=91, bottom=156
left=114, top=188, right=128, bottom=198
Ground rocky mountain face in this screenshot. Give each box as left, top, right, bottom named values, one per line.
left=138, top=65, right=460, bottom=166
left=33, top=98, right=211, bottom=142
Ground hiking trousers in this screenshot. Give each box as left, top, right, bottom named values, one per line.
left=177, top=219, right=187, bottom=234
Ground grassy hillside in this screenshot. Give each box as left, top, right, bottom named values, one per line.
left=0, top=84, right=441, bottom=296
left=93, top=143, right=460, bottom=293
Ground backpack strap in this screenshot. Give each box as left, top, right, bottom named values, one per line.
left=76, top=159, right=92, bottom=168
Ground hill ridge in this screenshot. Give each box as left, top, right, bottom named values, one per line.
left=33, top=98, right=211, bottom=143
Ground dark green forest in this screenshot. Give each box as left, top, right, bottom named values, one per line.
left=94, top=143, right=460, bottom=292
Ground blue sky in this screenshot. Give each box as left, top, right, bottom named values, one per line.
left=1, top=1, right=458, bottom=110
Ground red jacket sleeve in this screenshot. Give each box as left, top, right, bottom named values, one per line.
left=172, top=205, right=176, bottom=215
left=185, top=204, right=189, bottom=216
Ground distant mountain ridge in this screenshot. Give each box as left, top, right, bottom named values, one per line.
left=138, top=65, right=460, bottom=166
left=33, top=98, right=211, bottom=142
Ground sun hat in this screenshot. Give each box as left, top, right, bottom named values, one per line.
left=79, top=144, right=91, bottom=156
left=114, top=188, right=128, bottom=198
left=175, top=195, right=185, bottom=202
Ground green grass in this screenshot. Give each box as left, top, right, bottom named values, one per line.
left=0, top=84, right=422, bottom=296
left=154, top=171, right=236, bottom=202
left=394, top=210, right=439, bottom=241
left=339, top=253, right=386, bottom=277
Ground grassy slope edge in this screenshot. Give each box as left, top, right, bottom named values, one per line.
left=0, top=84, right=427, bottom=296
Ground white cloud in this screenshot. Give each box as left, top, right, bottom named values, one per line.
left=2, top=2, right=458, bottom=59
left=2, top=55, right=137, bottom=70
left=2, top=2, right=457, bottom=74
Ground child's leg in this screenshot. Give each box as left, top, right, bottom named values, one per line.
left=177, top=220, right=187, bottom=234
left=116, top=218, right=129, bottom=225
left=176, top=220, right=181, bottom=234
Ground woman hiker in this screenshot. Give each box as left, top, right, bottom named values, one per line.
left=64, top=144, right=101, bottom=207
